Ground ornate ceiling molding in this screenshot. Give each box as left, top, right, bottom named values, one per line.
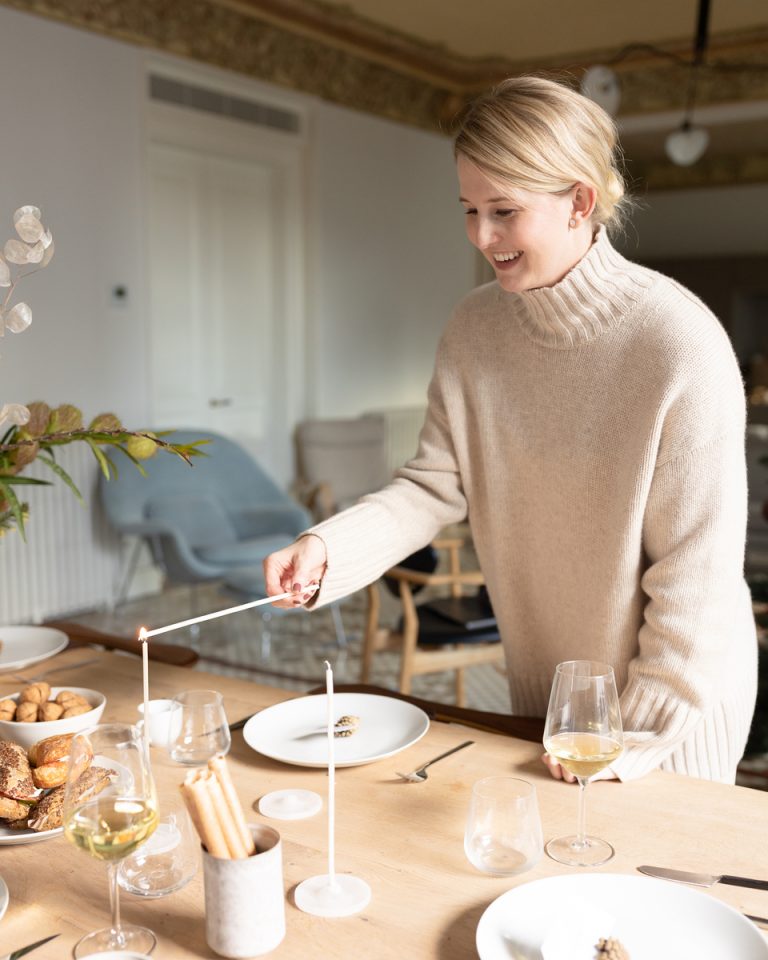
left=2, top=0, right=767, bottom=187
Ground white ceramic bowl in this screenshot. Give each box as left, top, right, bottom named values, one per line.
left=0, top=685, right=106, bottom=751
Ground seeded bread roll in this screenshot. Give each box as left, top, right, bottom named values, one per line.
left=0, top=739, right=36, bottom=800
left=28, top=765, right=114, bottom=832
left=19, top=682, right=51, bottom=704
left=0, top=794, right=30, bottom=820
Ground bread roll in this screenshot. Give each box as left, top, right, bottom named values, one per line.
left=29, top=732, right=92, bottom=789
left=28, top=765, right=114, bottom=832
left=0, top=794, right=29, bottom=820
left=0, top=739, right=36, bottom=800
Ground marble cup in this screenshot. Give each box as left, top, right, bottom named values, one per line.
left=202, top=824, right=285, bottom=958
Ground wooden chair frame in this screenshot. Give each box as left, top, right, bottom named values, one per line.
left=361, top=538, right=505, bottom=706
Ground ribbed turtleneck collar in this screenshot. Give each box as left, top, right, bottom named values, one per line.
left=506, top=227, right=655, bottom=348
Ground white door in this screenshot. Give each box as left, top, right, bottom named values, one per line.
left=146, top=112, right=305, bottom=486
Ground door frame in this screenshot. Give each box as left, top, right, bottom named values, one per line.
left=140, top=54, right=308, bottom=484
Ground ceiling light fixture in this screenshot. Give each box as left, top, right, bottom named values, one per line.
left=579, top=0, right=766, bottom=167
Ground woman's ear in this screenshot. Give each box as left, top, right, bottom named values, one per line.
left=571, top=183, right=597, bottom=223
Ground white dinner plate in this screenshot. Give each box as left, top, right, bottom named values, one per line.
left=0, top=625, right=68, bottom=673
left=476, top=873, right=768, bottom=960
left=0, top=872, right=8, bottom=921
left=0, top=823, right=63, bottom=845
left=243, top=693, right=430, bottom=767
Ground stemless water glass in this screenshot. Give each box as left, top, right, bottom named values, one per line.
left=464, top=777, right=543, bottom=876
left=63, top=723, right=159, bottom=957
left=543, top=660, right=623, bottom=867
left=168, top=689, right=231, bottom=765
left=118, top=796, right=198, bottom=898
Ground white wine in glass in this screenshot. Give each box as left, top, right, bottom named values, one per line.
left=543, top=660, right=623, bottom=867
left=63, top=723, right=159, bottom=957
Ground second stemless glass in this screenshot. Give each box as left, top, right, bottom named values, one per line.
left=63, top=723, right=159, bottom=957
left=168, top=689, right=231, bottom=766
left=543, top=660, right=623, bottom=867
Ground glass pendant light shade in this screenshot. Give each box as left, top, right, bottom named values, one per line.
left=665, top=121, right=709, bottom=166
left=580, top=65, right=621, bottom=116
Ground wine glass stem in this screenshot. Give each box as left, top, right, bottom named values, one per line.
left=576, top=776, right=588, bottom=847
left=107, top=861, right=127, bottom=949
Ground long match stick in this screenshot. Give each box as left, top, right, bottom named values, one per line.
left=142, top=586, right=318, bottom=639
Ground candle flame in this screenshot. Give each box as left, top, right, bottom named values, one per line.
left=138, top=626, right=148, bottom=642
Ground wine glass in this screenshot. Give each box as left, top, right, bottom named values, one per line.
left=168, top=689, right=231, bottom=765
left=63, top=723, right=159, bottom=956
left=543, top=660, right=623, bottom=867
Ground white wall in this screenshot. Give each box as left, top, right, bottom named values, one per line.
left=0, top=6, right=473, bottom=455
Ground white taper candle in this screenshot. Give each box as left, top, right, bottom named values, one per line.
left=324, top=659, right=336, bottom=884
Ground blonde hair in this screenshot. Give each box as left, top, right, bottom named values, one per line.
left=454, top=75, right=630, bottom=234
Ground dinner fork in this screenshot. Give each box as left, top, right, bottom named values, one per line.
left=396, top=740, right=474, bottom=782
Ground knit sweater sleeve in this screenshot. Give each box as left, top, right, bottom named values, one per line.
left=306, top=347, right=469, bottom=606
left=611, top=420, right=752, bottom=780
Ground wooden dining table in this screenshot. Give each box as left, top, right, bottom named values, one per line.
left=1, top=645, right=767, bottom=959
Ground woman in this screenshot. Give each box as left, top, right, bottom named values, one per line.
left=265, top=76, right=757, bottom=783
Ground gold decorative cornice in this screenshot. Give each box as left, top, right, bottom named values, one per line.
left=629, top=152, right=768, bottom=193
left=2, top=0, right=767, bottom=187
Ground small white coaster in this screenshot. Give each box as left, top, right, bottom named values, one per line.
left=294, top=873, right=371, bottom=917
left=258, top=789, right=323, bottom=820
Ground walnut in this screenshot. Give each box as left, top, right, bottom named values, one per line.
left=16, top=701, right=39, bottom=722
left=55, top=691, right=89, bottom=709
left=19, top=682, right=51, bottom=705
left=61, top=703, right=92, bottom=718
left=39, top=701, right=65, bottom=722
left=0, top=698, right=16, bottom=721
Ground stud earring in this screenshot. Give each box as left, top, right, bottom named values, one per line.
left=569, top=218, right=577, bottom=228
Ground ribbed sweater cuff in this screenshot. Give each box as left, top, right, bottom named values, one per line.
left=611, top=687, right=701, bottom=781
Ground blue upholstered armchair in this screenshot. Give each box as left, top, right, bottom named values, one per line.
left=99, top=429, right=312, bottom=588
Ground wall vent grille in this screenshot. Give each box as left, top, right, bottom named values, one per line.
left=149, top=75, right=301, bottom=134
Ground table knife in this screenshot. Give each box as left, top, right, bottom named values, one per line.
left=638, top=864, right=768, bottom=891
left=3, top=933, right=59, bottom=960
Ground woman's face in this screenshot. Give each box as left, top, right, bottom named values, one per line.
left=457, top=154, right=592, bottom=293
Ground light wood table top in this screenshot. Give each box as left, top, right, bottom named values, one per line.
left=1, top=647, right=767, bottom=958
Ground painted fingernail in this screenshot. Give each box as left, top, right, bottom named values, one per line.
left=292, top=582, right=302, bottom=592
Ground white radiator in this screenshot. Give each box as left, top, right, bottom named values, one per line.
left=365, top=406, right=426, bottom=475
left=0, top=445, right=123, bottom=623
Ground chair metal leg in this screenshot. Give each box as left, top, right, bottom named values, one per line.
left=109, top=537, right=143, bottom=610
left=260, top=610, right=272, bottom=660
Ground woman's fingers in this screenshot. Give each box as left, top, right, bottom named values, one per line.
left=541, top=752, right=577, bottom=783
left=263, top=535, right=328, bottom=608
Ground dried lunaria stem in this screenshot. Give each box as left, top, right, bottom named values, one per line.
left=180, top=756, right=256, bottom=859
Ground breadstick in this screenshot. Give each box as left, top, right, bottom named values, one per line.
left=182, top=774, right=229, bottom=859
left=208, top=756, right=255, bottom=855
left=205, top=772, right=248, bottom=859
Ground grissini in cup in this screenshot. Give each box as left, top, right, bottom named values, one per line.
left=179, top=757, right=255, bottom=859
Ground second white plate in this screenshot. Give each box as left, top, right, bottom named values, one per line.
left=0, top=625, right=68, bottom=673
left=243, top=693, right=430, bottom=767
left=0, top=872, right=8, bottom=921
left=476, top=873, right=768, bottom=960
left=0, top=823, right=63, bottom=846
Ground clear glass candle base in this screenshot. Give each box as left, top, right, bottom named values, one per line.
left=294, top=873, right=371, bottom=917
left=545, top=834, right=615, bottom=867
left=73, top=924, right=156, bottom=957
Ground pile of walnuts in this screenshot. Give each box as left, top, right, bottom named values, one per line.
left=0, top=682, right=93, bottom=722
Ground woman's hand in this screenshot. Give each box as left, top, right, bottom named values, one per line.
left=263, top=534, right=328, bottom=608
left=540, top=753, right=617, bottom=783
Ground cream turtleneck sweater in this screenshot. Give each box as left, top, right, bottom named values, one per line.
left=309, top=229, right=758, bottom=783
